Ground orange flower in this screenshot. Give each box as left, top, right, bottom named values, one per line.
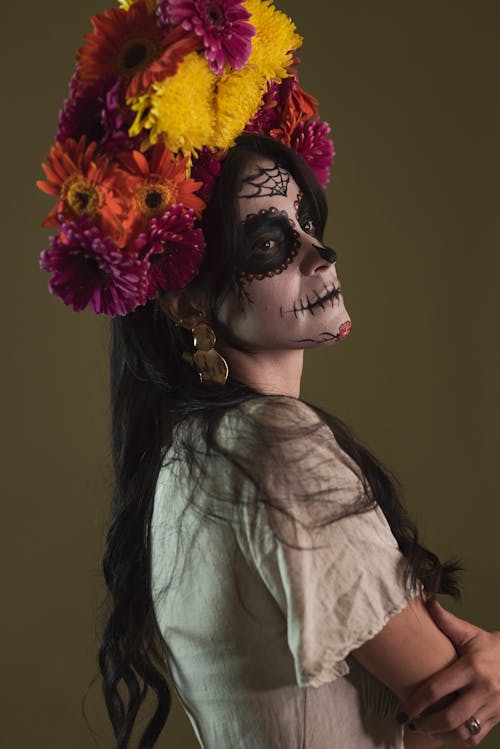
left=271, top=83, right=319, bottom=145
left=37, top=135, right=132, bottom=244
left=119, top=141, right=206, bottom=236
left=76, top=1, right=202, bottom=100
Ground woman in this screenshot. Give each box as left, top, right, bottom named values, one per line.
left=99, top=133, right=472, bottom=748
left=36, top=1, right=500, bottom=747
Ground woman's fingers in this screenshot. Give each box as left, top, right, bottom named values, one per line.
left=410, top=709, right=496, bottom=748
left=398, top=630, right=500, bottom=747
left=408, top=696, right=487, bottom=734
left=400, top=661, right=473, bottom=721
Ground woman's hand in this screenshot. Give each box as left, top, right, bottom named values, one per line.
left=398, top=598, right=500, bottom=746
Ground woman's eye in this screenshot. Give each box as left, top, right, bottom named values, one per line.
left=301, top=218, right=316, bottom=234
left=253, top=237, right=277, bottom=254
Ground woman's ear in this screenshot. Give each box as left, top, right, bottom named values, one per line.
left=158, top=283, right=209, bottom=330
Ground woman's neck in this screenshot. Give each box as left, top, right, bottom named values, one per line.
left=218, top=345, right=304, bottom=398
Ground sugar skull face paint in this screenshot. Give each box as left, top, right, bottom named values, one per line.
left=214, top=155, right=352, bottom=351
left=237, top=206, right=301, bottom=281
left=239, top=162, right=290, bottom=198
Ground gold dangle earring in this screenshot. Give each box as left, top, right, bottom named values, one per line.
left=177, top=315, right=229, bottom=385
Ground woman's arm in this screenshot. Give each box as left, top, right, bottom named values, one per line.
left=399, top=599, right=500, bottom=745
left=351, top=593, right=458, bottom=749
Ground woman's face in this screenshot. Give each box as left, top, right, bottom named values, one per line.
left=214, top=155, right=352, bottom=351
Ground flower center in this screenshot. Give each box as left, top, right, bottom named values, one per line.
left=119, top=37, right=159, bottom=76
left=206, top=2, right=225, bottom=28
left=145, top=190, right=163, bottom=209
left=84, top=256, right=106, bottom=280
left=66, top=179, right=100, bottom=217
left=136, top=182, right=176, bottom=219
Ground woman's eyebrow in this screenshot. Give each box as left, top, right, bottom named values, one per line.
left=296, top=193, right=314, bottom=219
left=241, top=210, right=295, bottom=235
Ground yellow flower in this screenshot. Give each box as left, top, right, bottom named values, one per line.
left=215, top=66, right=267, bottom=148
left=127, top=89, right=157, bottom=145
left=118, top=0, right=156, bottom=11
left=155, top=53, right=217, bottom=154
left=244, top=0, right=302, bottom=82
left=126, top=1, right=303, bottom=156
left=129, top=52, right=217, bottom=156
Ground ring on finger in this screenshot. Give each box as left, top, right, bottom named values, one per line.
left=464, top=716, right=481, bottom=736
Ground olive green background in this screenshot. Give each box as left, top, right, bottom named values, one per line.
left=2, top=0, right=498, bottom=746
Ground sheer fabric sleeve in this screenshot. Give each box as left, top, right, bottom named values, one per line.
left=229, top=397, right=424, bottom=689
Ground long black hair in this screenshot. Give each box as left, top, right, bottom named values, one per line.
left=90, top=133, right=463, bottom=748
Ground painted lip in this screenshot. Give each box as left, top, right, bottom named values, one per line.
left=281, top=282, right=343, bottom=318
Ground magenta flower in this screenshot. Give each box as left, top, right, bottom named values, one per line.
left=191, top=147, right=223, bottom=203
left=100, top=79, right=145, bottom=157
left=57, top=75, right=142, bottom=157
left=169, top=0, right=255, bottom=74
left=39, top=214, right=150, bottom=316
left=135, top=204, right=206, bottom=295
left=57, top=73, right=110, bottom=145
left=245, top=80, right=282, bottom=134
left=291, top=118, right=335, bottom=189
left=156, top=0, right=174, bottom=30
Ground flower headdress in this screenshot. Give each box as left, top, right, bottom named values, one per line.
left=37, top=0, right=335, bottom=317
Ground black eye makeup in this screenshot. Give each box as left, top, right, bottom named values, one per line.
left=237, top=207, right=301, bottom=281
left=294, top=191, right=337, bottom=263
left=294, top=191, right=320, bottom=238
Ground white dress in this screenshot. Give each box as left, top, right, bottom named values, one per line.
left=150, top=396, right=422, bottom=747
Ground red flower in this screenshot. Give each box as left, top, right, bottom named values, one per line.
left=76, top=1, right=202, bottom=99
left=246, top=76, right=318, bottom=143
left=269, top=79, right=319, bottom=143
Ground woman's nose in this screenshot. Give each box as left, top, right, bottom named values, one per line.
left=298, top=237, right=337, bottom=276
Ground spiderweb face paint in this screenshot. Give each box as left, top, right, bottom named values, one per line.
left=239, top=163, right=290, bottom=198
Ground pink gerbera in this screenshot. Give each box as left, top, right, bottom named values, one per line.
left=291, top=118, right=335, bottom=189
left=168, top=0, right=255, bottom=74
left=135, top=204, right=206, bottom=295
left=39, top=214, right=150, bottom=316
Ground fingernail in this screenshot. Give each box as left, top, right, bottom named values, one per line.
left=408, top=722, right=416, bottom=731
left=396, top=712, right=408, bottom=724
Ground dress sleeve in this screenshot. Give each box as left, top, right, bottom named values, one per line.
left=230, top=397, right=424, bottom=689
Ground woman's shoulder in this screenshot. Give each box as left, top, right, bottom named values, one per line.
left=211, top=394, right=326, bottom=454
left=225, top=396, right=372, bottom=526
left=218, top=395, right=358, bottom=475
left=222, top=394, right=325, bottom=432
left=171, top=394, right=356, bottom=482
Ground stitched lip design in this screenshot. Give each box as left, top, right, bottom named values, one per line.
left=281, top=282, right=343, bottom=318
left=305, top=283, right=342, bottom=312
left=316, top=285, right=340, bottom=305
